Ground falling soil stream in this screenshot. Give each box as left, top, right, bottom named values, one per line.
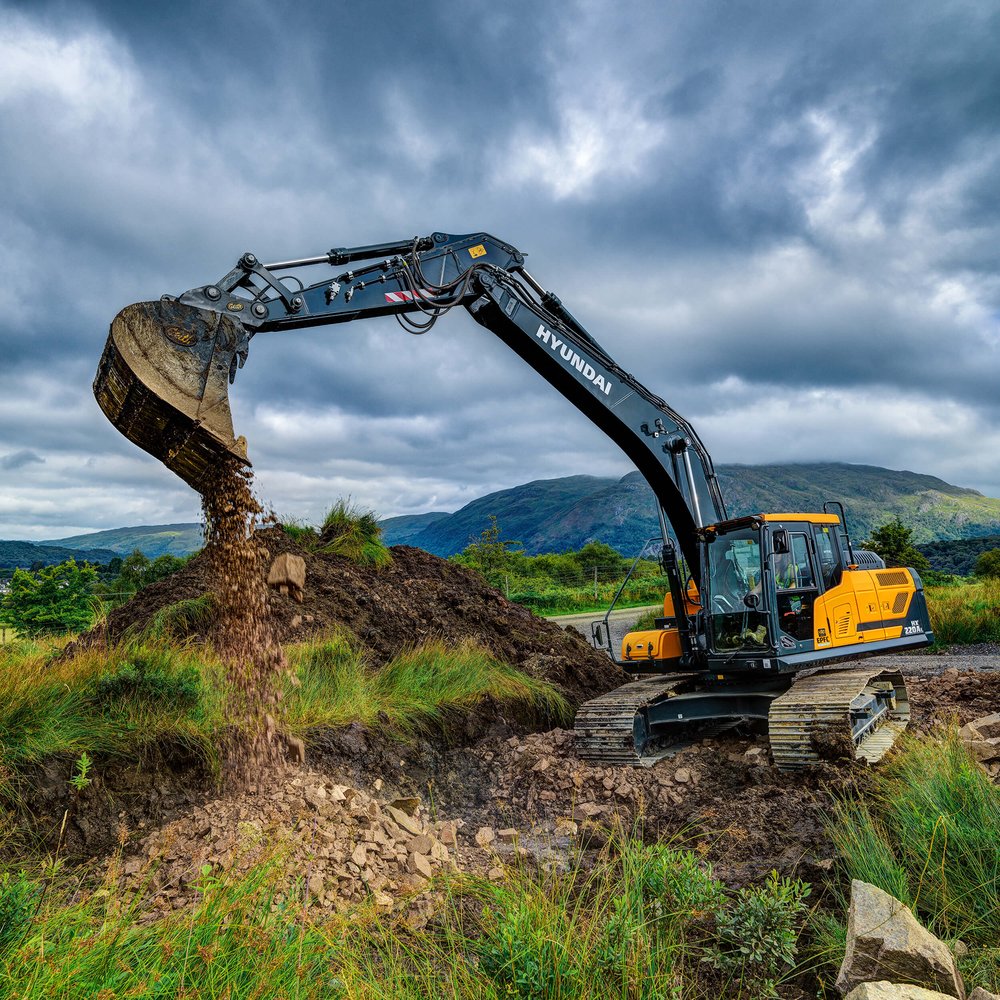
left=201, top=460, right=288, bottom=784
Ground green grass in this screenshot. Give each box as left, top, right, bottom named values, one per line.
left=925, top=578, right=1000, bottom=645
left=825, top=729, right=1000, bottom=948
left=285, top=634, right=571, bottom=735
left=321, top=499, right=392, bottom=567
left=0, top=630, right=567, bottom=799
left=0, top=834, right=812, bottom=999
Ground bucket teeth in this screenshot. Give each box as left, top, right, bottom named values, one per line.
left=94, top=300, right=250, bottom=492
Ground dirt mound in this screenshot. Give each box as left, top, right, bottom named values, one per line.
left=90, top=529, right=622, bottom=707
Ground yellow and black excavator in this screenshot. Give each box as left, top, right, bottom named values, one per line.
left=94, top=231, right=932, bottom=769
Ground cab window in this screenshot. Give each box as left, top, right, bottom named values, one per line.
left=774, top=532, right=815, bottom=591
left=814, top=527, right=838, bottom=589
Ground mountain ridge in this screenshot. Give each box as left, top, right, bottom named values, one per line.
left=383, top=462, right=1000, bottom=557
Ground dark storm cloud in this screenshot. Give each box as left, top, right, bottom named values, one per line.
left=1, top=0, right=999, bottom=536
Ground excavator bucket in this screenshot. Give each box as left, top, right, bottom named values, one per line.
left=93, top=299, right=250, bottom=493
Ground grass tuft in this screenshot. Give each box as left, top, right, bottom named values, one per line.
left=320, top=498, right=392, bottom=567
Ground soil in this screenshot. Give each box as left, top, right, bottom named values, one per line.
left=81, top=528, right=622, bottom=708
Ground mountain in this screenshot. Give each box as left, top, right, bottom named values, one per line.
left=394, top=463, right=1000, bottom=558
left=42, top=523, right=203, bottom=559
left=0, top=540, right=118, bottom=570
left=379, top=512, right=450, bottom=546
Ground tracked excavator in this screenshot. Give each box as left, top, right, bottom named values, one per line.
left=94, top=231, right=932, bottom=770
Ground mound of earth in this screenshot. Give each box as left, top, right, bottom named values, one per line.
left=85, top=528, right=621, bottom=707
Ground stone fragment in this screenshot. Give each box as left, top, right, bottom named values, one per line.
left=386, top=806, right=422, bottom=837
left=267, top=553, right=307, bottom=602
left=836, top=880, right=965, bottom=999
left=429, top=840, right=449, bottom=863
left=532, top=757, right=551, bottom=772
left=388, top=796, right=421, bottom=816
left=351, top=844, right=367, bottom=867
left=436, top=821, right=458, bottom=846
left=408, top=834, right=434, bottom=855
left=845, top=984, right=962, bottom=1000
left=475, top=826, right=496, bottom=847
left=969, top=989, right=1000, bottom=1000
left=576, top=802, right=604, bottom=818
left=498, top=828, right=518, bottom=843
left=674, top=767, right=691, bottom=784
left=968, top=713, right=1000, bottom=739
left=487, top=866, right=505, bottom=882
left=554, top=818, right=578, bottom=837
left=290, top=615, right=302, bottom=628
left=407, top=852, right=433, bottom=879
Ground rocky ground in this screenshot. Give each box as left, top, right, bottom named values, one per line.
left=41, top=532, right=1000, bottom=920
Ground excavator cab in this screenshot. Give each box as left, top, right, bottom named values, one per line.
left=93, top=300, right=251, bottom=491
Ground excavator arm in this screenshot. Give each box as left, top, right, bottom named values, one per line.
left=95, top=231, right=725, bottom=581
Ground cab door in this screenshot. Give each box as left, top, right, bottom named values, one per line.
left=771, top=527, right=820, bottom=650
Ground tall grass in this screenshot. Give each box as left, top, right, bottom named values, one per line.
left=925, top=578, right=1000, bottom=645
left=0, top=632, right=568, bottom=797
left=826, top=730, right=1000, bottom=946
left=286, top=634, right=571, bottom=734
left=0, top=834, right=812, bottom=999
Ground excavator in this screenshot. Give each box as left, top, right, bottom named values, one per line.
left=94, top=231, right=932, bottom=770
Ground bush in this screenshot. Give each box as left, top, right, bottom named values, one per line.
left=827, top=730, right=1000, bottom=944
left=707, top=871, right=810, bottom=987
left=90, top=650, right=201, bottom=710
left=974, top=549, right=1000, bottom=579
left=0, top=560, right=97, bottom=637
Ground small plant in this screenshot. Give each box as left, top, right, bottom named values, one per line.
left=280, top=519, right=321, bottom=550
left=706, top=870, right=810, bottom=994
left=0, top=871, right=38, bottom=957
left=68, top=751, right=92, bottom=792
left=478, top=896, right=582, bottom=999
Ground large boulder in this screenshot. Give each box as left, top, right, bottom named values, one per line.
left=845, top=984, right=963, bottom=1000
left=836, top=880, right=965, bottom=999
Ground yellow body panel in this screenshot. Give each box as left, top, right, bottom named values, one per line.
left=621, top=628, right=682, bottom=663
left=811, top=568, right=916, bottom=648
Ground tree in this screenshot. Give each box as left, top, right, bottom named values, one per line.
left=0, top=559, right=97, bottom=637
left=864, top=517, right=930, bottom=571
left=456, top=516, right=523, bottom=586
left=974, top=549, right=1000, bottom=579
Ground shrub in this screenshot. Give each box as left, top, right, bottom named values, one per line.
left=707, top=870, right=810, bottom=986
left=90, top=650, right=201, bottom=710
left=974, top=549, right=1000, bottom=579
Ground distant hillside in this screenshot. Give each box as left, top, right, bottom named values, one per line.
left=379, top=512, right=450, bottom=546
left=399, top=463, right=1000, bottom=558
left=43, top=523, right=203, bottom=559
left=0, top=540, right=118, bottom=571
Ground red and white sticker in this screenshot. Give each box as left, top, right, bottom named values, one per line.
left=384, top=288, right=434, bottom=304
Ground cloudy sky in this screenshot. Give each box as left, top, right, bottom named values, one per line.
left=1, top=0, right=998, bottom=539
